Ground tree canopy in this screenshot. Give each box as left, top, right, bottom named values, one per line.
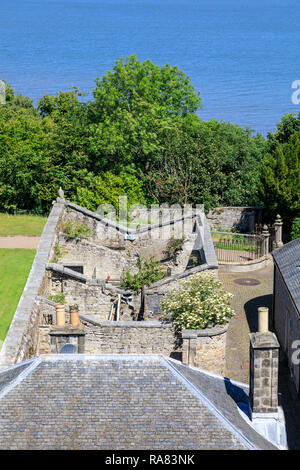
left=1, top=55, right=298, bottom=236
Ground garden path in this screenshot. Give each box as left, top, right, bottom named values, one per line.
left=0, top=236, right=40, bottom=249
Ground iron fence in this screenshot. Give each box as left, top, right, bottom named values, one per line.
left=212, top=231, right=265, bottom=263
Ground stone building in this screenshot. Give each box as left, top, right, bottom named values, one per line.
left=272, top=238, right=300, bottom=393
left=0, top=196, right=218, bottom=370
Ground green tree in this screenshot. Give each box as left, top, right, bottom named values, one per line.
left=87, top=55, right=202, bottom=174
left=259, top=131, right=300, bottom=224
left=73, top=170, right=148, bottom=214
left=120, top=255, right=165, bottom=293
left=291, top=217, right=300, bottom=240
left=145, top=118, right=266, bottom=210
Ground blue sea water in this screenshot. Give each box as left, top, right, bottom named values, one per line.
left=0, top=0, right=299, bottom=135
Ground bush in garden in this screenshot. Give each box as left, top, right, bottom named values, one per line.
left=161, top=272, right=234, bottom=329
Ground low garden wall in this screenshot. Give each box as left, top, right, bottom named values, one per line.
left=181, top=325, right=228, bottom=376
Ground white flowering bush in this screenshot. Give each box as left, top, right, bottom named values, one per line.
left=161, top=272, right=234, bottom=329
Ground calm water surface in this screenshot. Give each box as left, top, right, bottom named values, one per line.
left=1, top=0, right=300, bottom=135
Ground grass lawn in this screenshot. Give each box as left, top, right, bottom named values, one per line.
left=0, top=213, right=47, bottom=236
left=0, top=249, right=36, bottom=343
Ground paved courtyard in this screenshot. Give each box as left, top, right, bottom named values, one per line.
left=219, top=261, right=274, bottom=383
left=219, top=260, right=300, bottom=450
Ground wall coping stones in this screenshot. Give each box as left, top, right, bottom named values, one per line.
left=65, top=200, right=204, bottom=236
left=0, top=203, right=65, bottom=368
left=79, top=315, right=172, bottom=328
left=46, top=263, right=87, bottom=283
left=182, top=324, right=229, bottom=339
left=145, top=263, right=218, bottom=292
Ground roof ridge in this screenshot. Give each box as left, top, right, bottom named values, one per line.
left=161, top=357, right=257, bottom=450
left=167, top=357, right=249, bottom=389
left=0, top=357, right=41, bottom=400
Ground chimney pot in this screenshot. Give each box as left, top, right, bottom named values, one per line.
left=69, top=305, right=80, bottom=327
left=258, top=307, right=269, bottom=333
left=56, top=304, right=66, bottom=327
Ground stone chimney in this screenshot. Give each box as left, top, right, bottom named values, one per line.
left=50, top=304, right=85, bottom=354
left=249, top=307, right=279, bottom=415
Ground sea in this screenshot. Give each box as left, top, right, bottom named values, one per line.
left=1, top=0, right=300, bottom=135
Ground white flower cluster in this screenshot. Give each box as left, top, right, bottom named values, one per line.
left=161, top=271, right=234, bottom=329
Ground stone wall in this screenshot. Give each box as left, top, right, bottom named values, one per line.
left=181, top=326, right=228, bottom=376
left=56, top=202, right=201, bottom=280
left=82, top=320, right=181, bottom=358
left=48, top=201, right=218, bottom=319
left=37, top=306, right=181, bottom=359
left=206, top=206, right=264, bottom=232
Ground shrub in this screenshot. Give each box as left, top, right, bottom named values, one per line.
left=61, top=220, right=93, bottom=240
left=48, top=293, right=65, bottom=303
left=291, top=217, right=300, bottom=240
left=163, top=236, right=185, bottom=263
left=120, top=255, right=165, bottom=293
left=161, top=272, right=234, bottom=329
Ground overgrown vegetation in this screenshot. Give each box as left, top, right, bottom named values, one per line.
left=47, top=293, right=65, bottom=304
left=61, top=220, right=93, bottom=240
left=291, top=217, right=300, bottom=240
left=0, top=56, right=298, bottom=237
left=163, top=236, right=185, bottom=263
left=49, top=243, right=65, bottom=263
left=161, top=272, right=234, bottom=329
left=120, top=255, right=165, bottom=293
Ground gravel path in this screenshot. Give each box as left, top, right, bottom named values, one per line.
left=0, top=236, right=40, bottom=249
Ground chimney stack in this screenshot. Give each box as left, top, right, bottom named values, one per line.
left=249, top=307, right=279, bottom=415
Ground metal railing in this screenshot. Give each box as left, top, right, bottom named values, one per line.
left=212, top=231, right=265, bottom=263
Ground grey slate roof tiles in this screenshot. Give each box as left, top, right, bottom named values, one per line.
left=272, top=238, right=300, bottom=313
left=0, top=355, right=274, bottom=450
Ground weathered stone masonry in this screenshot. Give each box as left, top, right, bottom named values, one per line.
left=181, top=325, right=228, bottom=376
left=0, top=197, right=224, bottom=377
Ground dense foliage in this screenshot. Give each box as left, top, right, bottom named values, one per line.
left=120, top=255, right=165, bottom=293
left=260, top=114, right=300, bottom=226
left=291, top=217, right=300, bottom=240
left=161, top=272, right=234, bottom=329
left=0, top=56, right=298, bottom=233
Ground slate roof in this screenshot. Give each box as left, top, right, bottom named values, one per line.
left=0, top=355, right=276, bottom=450
left=272, top=238, right=300, bottom=313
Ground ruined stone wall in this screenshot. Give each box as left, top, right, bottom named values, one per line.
left=47, top=269, right=112, bottom=319
left=56, top=203, right=199, bottom=281
left=206, top=206, right=263, bottom=232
